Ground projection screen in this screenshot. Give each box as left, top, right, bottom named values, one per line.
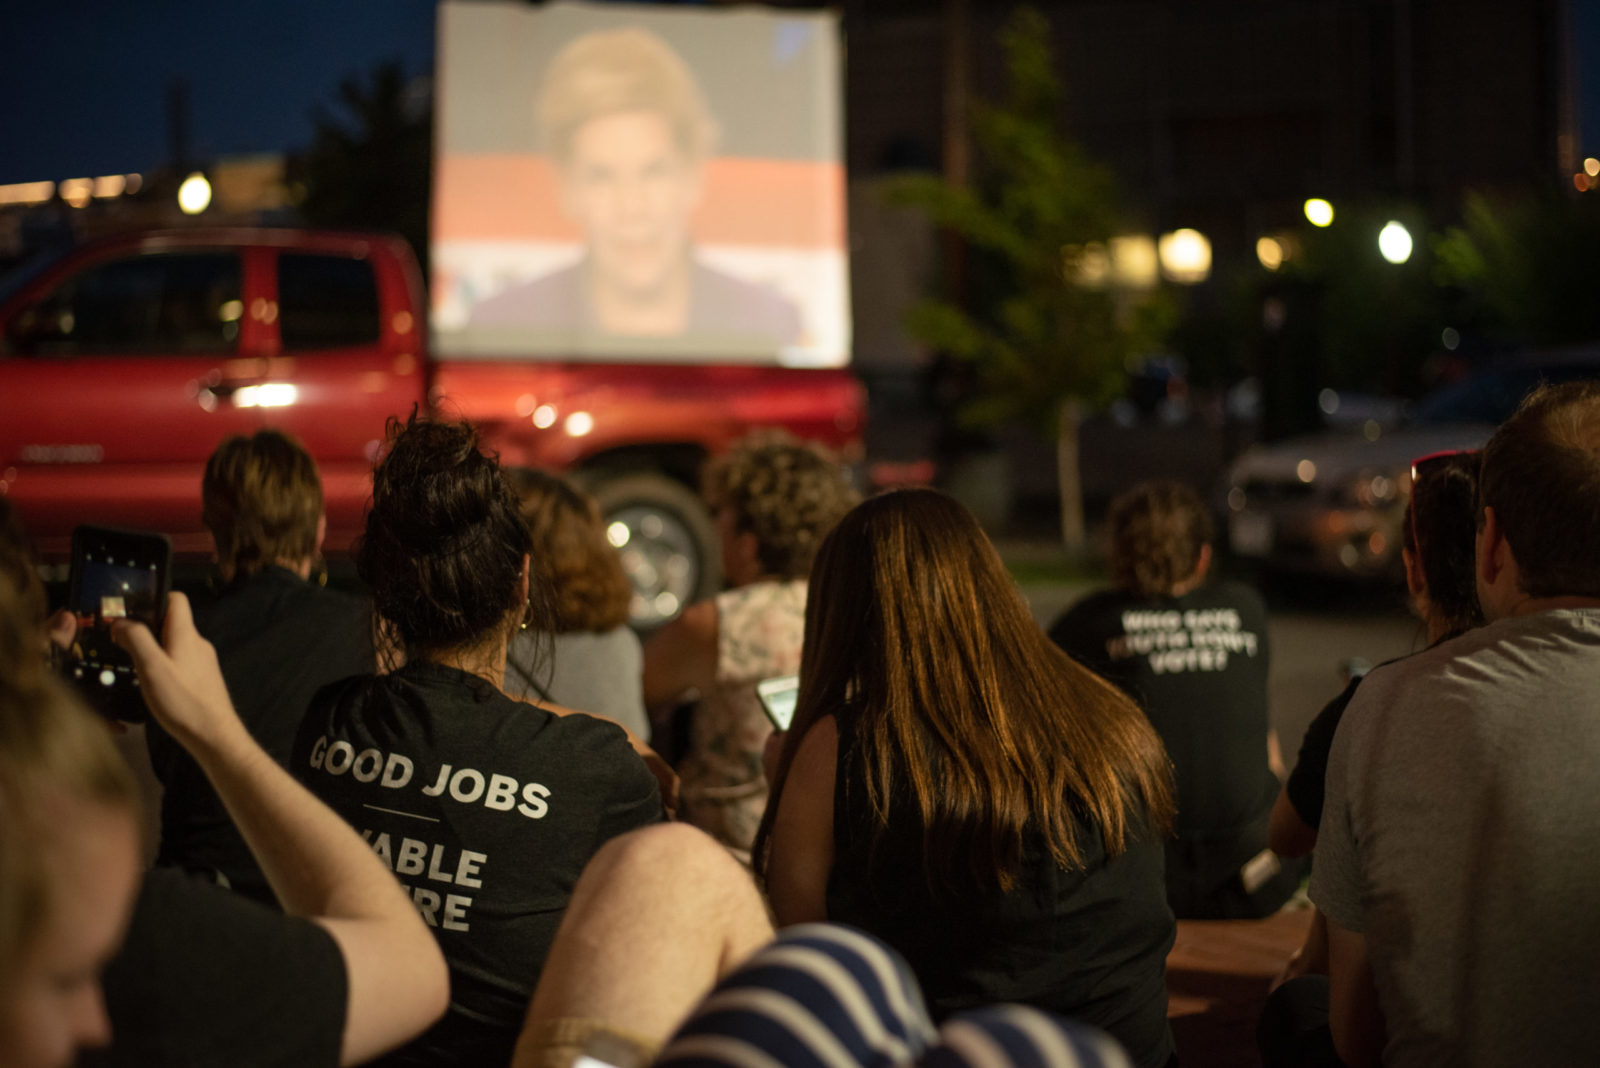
left=432, top=0, right=849, bottom=367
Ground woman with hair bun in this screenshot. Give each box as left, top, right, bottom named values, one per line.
left=293, top=415, right=664, bottom=1068
left=1049, top=479, right=1299, bottom=920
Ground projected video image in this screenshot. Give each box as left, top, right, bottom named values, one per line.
left=433, top=1, right=849, bottom=366
left=71, top=554, right=161, bottom=684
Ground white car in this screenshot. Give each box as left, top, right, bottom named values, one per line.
left=1223, top=351, right=1600, bottom=578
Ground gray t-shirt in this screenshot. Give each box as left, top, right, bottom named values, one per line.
left=1311, top=608, right=1600, bottom=1067
left=504, top=627, right=650, bottom=742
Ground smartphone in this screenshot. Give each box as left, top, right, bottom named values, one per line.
left=755, top=674, right=799, bottom=732
left=64, top=525, right=171, bottom=721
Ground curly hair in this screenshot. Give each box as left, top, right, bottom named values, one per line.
left=1108, top=480, right=1214, bottom=598
left=357, top=414, right=540, bottom=659
left=506, top=469, right=632, bottom=633
left=702, top=431, right=860, bottom=581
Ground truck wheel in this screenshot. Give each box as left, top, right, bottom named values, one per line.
left=588, top=473, right=721, bottom=631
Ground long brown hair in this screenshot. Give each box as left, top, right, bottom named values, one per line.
left=753, top=489, right=1174, bottom=894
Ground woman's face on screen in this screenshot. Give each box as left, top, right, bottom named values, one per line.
left=559, top=109, right=704, bottom=299
left=0, top=797, right=139, bottom=1068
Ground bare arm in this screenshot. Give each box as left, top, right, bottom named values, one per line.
left=764, top=715, right=837, bottom=926
left=641, top=599, right=719, bottom=723
left=1268, top=727, right=1287, bottom=781
left=1327, top=920, right=1386, bottom=1068
left=1267, top=785, right=1318, bottom=858
left=115, top=594, right=449, bottom=1066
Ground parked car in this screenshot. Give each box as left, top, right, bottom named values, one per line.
left=0, top=229, right=864, bottom=626
left=1222, top=349, right=1600, bottom=578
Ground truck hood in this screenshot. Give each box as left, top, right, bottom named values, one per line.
left=1228, top=422, right=1494, bottom=491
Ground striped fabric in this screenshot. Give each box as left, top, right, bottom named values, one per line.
left=655, top=925, right=1132, bottom=1068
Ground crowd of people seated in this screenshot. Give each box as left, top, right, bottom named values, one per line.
left=5, top=379, right=1600, bottom=1067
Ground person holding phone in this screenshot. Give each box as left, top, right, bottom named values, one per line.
left=0, top=569, right=449, bottom=1067
left=758, top=489, right=1178, bottom=1068
left=642, top=431, right=857, bottom=857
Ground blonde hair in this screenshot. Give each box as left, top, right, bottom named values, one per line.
left=538, top=26, right=717, bottom=162
left=0, top=582, right=138, bottom=993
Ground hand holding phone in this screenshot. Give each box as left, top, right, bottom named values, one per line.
left=111, top=591, right=240, bottom=751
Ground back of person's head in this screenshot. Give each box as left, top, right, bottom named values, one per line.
left=359, top=414, right=534, bottom=659
left=0, top=583, right=140, bottom=1066
left=1478, top=379, right=1600, bottom=598
left=756, top=489, right=1175, bottom=896
left=538, top=26, right=716, bottom=163
left=1401, top=452, right=1484, bottom=638
left=1108, top=480, right=1213, bottom=598
left=703, top=431, right=860, bottom=582
left=202, top=430, right=323, bottom=579
left=506, top=469, right=631, bottom=634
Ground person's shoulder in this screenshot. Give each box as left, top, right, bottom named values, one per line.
left=467, top=264, right=583, bottom=327
left=1203, top=579, right=1268, bottom=616
left=1048, top=587, right=1135, bottom=638
left=689, top=259, right=803, bottom=341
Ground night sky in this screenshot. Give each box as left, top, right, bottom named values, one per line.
left=3, top=0, right=1599, bottom=187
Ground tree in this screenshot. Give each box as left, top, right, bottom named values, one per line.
left=888, top=6, right=1169, bottom=553
left=292, top=62, right=432, bottom=273
left=1433, top=191, right=1600, bottom=349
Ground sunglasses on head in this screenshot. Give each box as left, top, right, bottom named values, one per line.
left=1408, top=450, right=1478, bottom=569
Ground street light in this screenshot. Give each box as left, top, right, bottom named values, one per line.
left=1303, top=198, right=1335, bottom=227
left=177, top=172, right=211, bottom=215
left=1157, top=228, right=1211, bottom=284
left=1256, top=236, right=1285, bottom=271
left=1378, top=221, right=1413, bottom=264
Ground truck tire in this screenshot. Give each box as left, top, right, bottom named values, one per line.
left=588, top=473, right=721, bottom=631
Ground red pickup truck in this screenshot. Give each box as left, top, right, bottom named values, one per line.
left=0, top=228, right=864, bottom=624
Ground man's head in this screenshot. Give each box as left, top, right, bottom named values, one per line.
left=202, top=430, right=324, bottom=581
left=1108, top=480, right=1214, bottom=598
left=1475, top=379, right=1600, bottom=618
left=538, top=28, right=715, bottom=301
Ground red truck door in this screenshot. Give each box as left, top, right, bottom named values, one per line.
left=254, top=244, right=425, bottom=550
left=0, top=245, right=266, bottom=555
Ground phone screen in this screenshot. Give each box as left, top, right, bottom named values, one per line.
left=756, top=674, right=799, bottom=732
left=65, top=526, right=170, bottom=721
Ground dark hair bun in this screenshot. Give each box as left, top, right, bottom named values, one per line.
left=358, top=415, right=533, bottom=655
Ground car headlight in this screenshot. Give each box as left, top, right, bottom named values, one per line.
left=1337, top=469, right=1403, bottom=508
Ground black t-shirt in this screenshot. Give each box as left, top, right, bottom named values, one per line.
left=292, top=661, right=665, bottom=1066
left=83, top=868, right=347, bottom=1067
left=1284, top=674, right=1363, bottom=831
left=146, top=567, right=373, bottom=903
left=1049, top=582, right=1287, bottom=914
left=824, top=713, right=1177, bottom=1068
